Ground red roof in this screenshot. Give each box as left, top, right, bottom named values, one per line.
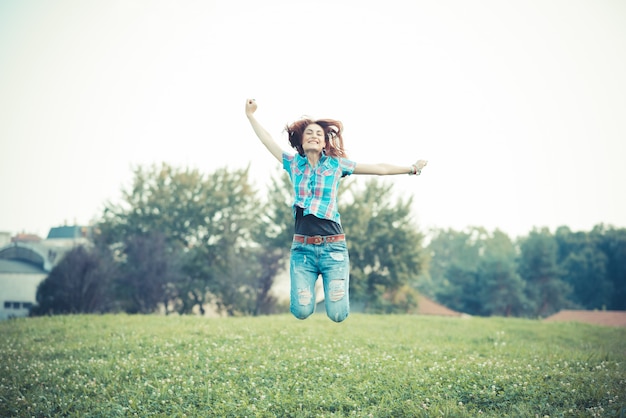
left=544, top=310, right=626, bottom=327
left=416, top=295, right=464, bottom=317
left=11, top=233, right=42, bottom=243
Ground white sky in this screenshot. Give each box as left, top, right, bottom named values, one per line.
left=1, top=0, right=625, bottom=240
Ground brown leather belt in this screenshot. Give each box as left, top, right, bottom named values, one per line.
left=293, top=234, right=345, bottom=245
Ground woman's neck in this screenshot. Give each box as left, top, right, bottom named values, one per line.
left=305, top=150, right=322, bottom=167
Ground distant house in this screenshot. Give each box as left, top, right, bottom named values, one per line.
left=0, top=226, right=92, bottom=320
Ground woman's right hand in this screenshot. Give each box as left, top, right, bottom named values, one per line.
left=245, top=98, right=257, bottom=117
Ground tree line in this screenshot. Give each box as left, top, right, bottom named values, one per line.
left=32, top=163, right=626, bottom=318
left=419, top=224, right=626, bottom=317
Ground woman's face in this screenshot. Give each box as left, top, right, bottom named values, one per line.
left=301, top=123, right=326, bottom=154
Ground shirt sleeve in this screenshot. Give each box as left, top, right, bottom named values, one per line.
left=283, top=152, right=294, bottom=174
left=339, top=157, right=357, bottom=177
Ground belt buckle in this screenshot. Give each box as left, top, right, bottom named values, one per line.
left=312, top=236, right=323, bottom=245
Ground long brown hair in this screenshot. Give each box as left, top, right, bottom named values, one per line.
left=285, top=118, right=348, bottom=158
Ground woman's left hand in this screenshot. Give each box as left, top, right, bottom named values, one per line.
left=410, top=159, right=428, bottom=176
left=415, top=160, right=428, bottom=171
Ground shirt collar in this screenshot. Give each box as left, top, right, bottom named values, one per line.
left=297, top=152, right=330, bottom=169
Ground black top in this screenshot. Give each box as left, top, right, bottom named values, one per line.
left=294, top=206, right=344, bottom=236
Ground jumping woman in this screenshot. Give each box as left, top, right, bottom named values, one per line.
left=245, top=98, right=427, bottom=322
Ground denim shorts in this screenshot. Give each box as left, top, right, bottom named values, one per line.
left=289, top=239, right=350, bottom=322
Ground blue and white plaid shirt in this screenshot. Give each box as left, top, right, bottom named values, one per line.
left=283, top=152, right=356, bottom=225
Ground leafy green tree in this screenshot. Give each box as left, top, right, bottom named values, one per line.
left=426, top=227, right=530, bottom=317
left=555, top=226, right=612, bottom=310
left=250, top=169, right=294, bottom=315
left=518, top=228, right=572, bottom=317
left=99, top=163, right=212, bottom=246
left=33, top=245, right=117, bottom=315
left=195, top=165, right=264, bottom=315
left=561, top=247, right=610, bottom=309
left=98, top=163, right=263, bottom=315
left=591, top=224, right=626, bottom=310
left=251, top=247, right=284, bottom=315
left=425, top=228, right=483, bottom=315
left=255, top=169, right=294, bottom=247
left=340, top=178, right=426, bottom=313
left=116, top=231, right=182, bottom=314
left=477, top=229, right=528, bottom=316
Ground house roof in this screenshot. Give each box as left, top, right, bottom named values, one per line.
left=12, top=233, right=43, bottom=243
left=0, top=225, right=91, bottom=274
left=47, top=225, right=92, bottom=239
left=0, top=241, right=72, bottom=272
left=0, top=258, right=46, bottom=274
left=416, top=295, right=464, bottom=317
left=0, top=243, right=46, bottom=268
left=544, top=310, right=626, bottom=328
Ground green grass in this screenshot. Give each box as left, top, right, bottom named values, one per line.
left=1, top=313, right=625, bottom=417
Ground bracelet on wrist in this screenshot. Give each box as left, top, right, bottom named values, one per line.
left=409, top=164, right=421, bottom=176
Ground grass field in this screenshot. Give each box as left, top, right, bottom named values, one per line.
left=1, top=313, right=625, bottom=417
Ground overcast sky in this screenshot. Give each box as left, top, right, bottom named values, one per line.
left=1, top=0, right=625, bottom=240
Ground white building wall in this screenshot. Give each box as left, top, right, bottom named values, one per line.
left=0, top=232, right=10, bottom=247
left=0, top=273, right=46, bottom=320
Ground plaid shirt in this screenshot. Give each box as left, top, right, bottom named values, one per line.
left=283, top=152, right=356, bottom=224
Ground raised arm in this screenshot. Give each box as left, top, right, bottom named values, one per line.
left=245, top=99, right=283, bottom=163
left=353, top=160, right=428, bottom=176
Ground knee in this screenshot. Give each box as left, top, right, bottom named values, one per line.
left=327, top=311, right=349, bottom=323
left=291, top=305, right=314, bottom=320
left=326, top=279, right=349, bottom=322
left=291, top=288, right=315, bottom=320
